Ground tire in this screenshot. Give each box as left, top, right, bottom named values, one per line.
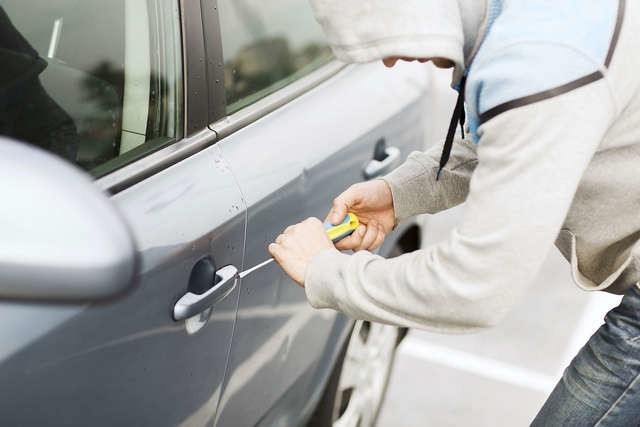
left=308, top=236, right=417, bottom=427
left=307, top=320, right=401, bottom=427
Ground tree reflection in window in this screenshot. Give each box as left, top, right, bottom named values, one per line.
left=219, top=0, right=333, bottom=114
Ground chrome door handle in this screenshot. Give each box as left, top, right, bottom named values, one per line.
left=173, top=265, right=238, bottom=321
left=363, top=146, right=401, bottom=180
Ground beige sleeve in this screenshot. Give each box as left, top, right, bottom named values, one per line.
left=383, top=136, right=478, bottom=223
left=304, top=80, right=614, bottom=333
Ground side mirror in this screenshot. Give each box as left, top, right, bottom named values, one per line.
left=0, top=137, right=137, bottom=301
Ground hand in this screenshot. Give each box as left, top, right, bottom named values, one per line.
left=268, top=217, right=334, bottom=286
left=327, top=180, right=395, bottom=252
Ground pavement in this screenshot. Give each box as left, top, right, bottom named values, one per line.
left=377, top=206, right=623, bottom=427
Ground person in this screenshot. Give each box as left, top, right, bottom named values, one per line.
left=268, top=0, right=640, bottom=425
left=0, top=6, right=78, bottom=162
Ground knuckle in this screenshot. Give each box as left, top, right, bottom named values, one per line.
left=303, top=217, right=319, bottom=226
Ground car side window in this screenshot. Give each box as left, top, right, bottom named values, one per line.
left=0, top=0, right=182, bottom=177
left=218, top=0, right=333, bottom=114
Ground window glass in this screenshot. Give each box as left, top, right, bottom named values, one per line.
left=0, top=0, right=182, bottom=177
left=218, top=0, right=333, bottom=114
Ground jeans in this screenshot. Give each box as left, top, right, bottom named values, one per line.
left=532, top=284, right=640, bottom=426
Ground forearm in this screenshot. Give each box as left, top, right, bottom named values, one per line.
left=305, top=81, right=613, bottom=332
left=383, top=137, right=477, bottom=223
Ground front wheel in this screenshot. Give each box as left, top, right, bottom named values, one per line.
left=308, top=320, right=401, bottom=427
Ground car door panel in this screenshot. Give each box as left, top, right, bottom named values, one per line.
left=214, top=61, right=428, bottom=426
left=0, top=137, right=246, bottom=426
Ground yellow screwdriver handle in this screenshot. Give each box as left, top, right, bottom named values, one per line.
left=324, top=213, right=360, bottom=242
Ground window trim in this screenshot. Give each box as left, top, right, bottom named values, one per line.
left=201, top=0, right=226, bottom=124
left=210, top=60, right=346, bottom=139
left=203, top=0, right=347, bottom=138
left=97, top=128, right=217, bottom=194
left=98, top=1, right=346, bottom=195
left=182, top=0, right=209, bottom=136
left=97, top=0, right=209, bottom=194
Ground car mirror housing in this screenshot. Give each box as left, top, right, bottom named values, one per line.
left=0, top=137, right=137, bottom=302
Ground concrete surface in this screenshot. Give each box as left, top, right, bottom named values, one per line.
left=377, top=207, right=623, bottom=427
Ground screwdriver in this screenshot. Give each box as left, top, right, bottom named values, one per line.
left=238, top=213, right=360, bottom=279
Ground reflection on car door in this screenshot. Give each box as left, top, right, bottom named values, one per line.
left=0, top=0, right=246, bottom=425
left=0, top=134, right=246, bottom=425
left=214, top=61, right=428, bottom=426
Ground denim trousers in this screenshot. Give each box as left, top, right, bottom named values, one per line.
left=532, top=284, right=640, bottom=426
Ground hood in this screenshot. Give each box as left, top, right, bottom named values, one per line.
left=309, top=0, right=486, bottom=81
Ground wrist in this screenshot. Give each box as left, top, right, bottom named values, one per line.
left=377, top=178, right=397, bottom=229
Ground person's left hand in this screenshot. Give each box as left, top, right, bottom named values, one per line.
left=268, top=217, right=334, bottom=286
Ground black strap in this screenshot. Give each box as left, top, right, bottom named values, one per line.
left=436, top=75, right=467, bottom=181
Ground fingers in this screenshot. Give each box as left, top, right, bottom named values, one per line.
left=356, top=220, right=378, bottom=251
left=382, top=57, right=399, bottom=68
left=334, top=224, right=366, bottom=250
left=268, top=242, right=280, bottom=260
left=269, top=217, right=333, bottom=286
left=303, top=217, right=323, bottom=227
left=371, top=223, right=386, bottom=251
left=333, top=221, right=386, bottom=252
left=328, top=184, right=361, bottom=225
left=328, top=197, right=350, bottom=225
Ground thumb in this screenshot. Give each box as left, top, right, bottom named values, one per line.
left=329, top=196, right=350, bottom=225
left=268, top=243, right=281, bottom=262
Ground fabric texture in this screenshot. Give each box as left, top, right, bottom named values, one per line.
left=305, top=0, right=640, bottom=333
left=531, top=284, right=640, bottom=426
left=308, top=0, right=486, bottom=81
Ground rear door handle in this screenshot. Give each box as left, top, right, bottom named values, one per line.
left=363, top=145, right=401, bottom=180
left=173, top=264, right=238, bottom=321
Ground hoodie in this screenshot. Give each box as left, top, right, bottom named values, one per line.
left=304, top=0, right=640, bottom=332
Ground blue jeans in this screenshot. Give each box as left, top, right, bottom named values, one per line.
left=532, top=284, right=640, bottom=426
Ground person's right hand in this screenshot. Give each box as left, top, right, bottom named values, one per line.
left=326, top=180, right=396, bottom=252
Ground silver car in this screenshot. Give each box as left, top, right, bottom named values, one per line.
left=0, top=0, right=432, bottom=425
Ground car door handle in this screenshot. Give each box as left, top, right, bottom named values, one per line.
left=173, top=265, right=238, bottom=321
left=363, top=146, right=401, bottom=180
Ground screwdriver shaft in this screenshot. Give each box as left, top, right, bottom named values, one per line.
left=238, top=258, right=274, bottom=279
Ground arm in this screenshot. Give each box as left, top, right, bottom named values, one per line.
left=304, top=79, right=615, bottom=333
left=384, top=136, right=477, bottom=223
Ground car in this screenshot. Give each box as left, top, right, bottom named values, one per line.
left=0, top=0, right=434, bottom=425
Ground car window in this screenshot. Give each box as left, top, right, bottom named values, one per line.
left=218, top=0, right=333, bottom=114
left=0, top=0, right=182, bottom=177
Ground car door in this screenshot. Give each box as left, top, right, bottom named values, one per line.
left=203, top=1, right=430, bottom=425
left=0, top=1, right=243, bottom=425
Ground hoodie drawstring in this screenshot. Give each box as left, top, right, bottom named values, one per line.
left=436, top=75, right=467, bottom=181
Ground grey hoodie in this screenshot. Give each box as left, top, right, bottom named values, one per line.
left=304, top=0, right=640, bottom=332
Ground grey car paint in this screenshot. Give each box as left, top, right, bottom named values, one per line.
left=0, top=138, right=136, bottom=300
left=0, top=8, right=433, bottom=427
left=0, top=130, right=247, bottom=425
left=213, top=61, right=428, bottom=427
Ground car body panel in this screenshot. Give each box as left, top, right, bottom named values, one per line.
left=0, top=0, right=441, bottom=422
left=0, top=133, right=246, bottom=426
left=214, top=61, right=428, bottom=426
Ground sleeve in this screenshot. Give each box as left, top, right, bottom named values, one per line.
left=383, top=135, right=478, bottom=224
left=304, top=73, right=615, bottom=333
